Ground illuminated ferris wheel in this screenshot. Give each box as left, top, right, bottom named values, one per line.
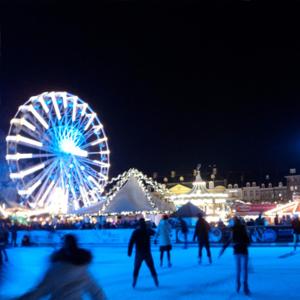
left=6, top=91, right=110, bottom=213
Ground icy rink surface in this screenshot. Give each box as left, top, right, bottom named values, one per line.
left=1, top=245, right=300, bottom=300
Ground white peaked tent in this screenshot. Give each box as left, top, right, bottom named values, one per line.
left=102, top=169, right=175, bottom=215
left=103, top=176, right=154, bottom=214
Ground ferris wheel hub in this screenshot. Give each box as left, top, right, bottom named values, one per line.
left=59, top=139, right=88, bottom=157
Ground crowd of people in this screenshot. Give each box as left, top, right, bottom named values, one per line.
left=0, top=217, right=157, bottom=232
left=0, top=211, right=297, bottom=237
left=2, top=212, right=300, bottom=299
left=8, top=214, right=250, bottom=300
left=127, top=214, right=251, bottom=295
left=243, top=213, right=294, bottom=227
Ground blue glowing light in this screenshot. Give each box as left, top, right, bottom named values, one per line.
left=6, top=91, right=110, bottom=213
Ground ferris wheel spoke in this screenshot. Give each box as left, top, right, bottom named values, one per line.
left=71, top=96, right=78, bottom=121
left=82, top=158, right=110, bottom=168
left=37, top=144, right=56, bottom=154
left=87, top=175, right=105, bottom=193
left=36, top=93, right=50, bottom=114
left=27, top=105, right=49, bottom=129
left=83, top=113, right=96, bottom=131
left=13, top=124, right=50, bottom=150
left=10, top=118, right=36, bottom=132
left=80, top=163, right=100, bottom=179
left=87, top=150, right=110, bottom=156
left=23, top=113, right=45, bottom=135
left=78, top=163, right=105, bottom=195
left=18, top=160, right=57, bottom=198
left=60, top=113, right=71, bottom=131
left=35, top=161, right=60, bottom=206
left=19, top=126, right=45, bottom=142
left=48, top=92, right=62, bottom=120
left=83, top=123, right=102, bottom=140
left=68, top=160, right=86, bottom=195
left=41, top=180, right=56, bottom=207
left=26, top=160, right=57, bottom=189
left=88, top=189, right=99, bottom=203
left=73, top=173, right=89, bottom=206
left=72, top=160, right=94, bottom=206
left=9, top=156, right=54, bottom=180
left=79, top=164, right=104, bottom=190
left=72, top=113, right=88, bottom=134
left=6, top=134, right=43, bottom=148
left=18, top=179, right=42, bottom=197
left=6, top=153, right=55, bottom=161
left=79, top=160, right=108, bottom=183
left=81, top=137, right=108, bottom=149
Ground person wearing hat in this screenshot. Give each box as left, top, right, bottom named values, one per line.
left=128, top=218, right=159, bottom=288
left=155, top=215, right=172, bottom=267
left=193, top=213, right=212, bottom=264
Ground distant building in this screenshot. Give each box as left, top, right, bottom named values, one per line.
left=285, top=174, right=300, bottom=201
left=238, top=182, right=287, bottom=203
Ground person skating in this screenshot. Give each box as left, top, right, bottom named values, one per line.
left=13, top=234, right=107, bottom=300
left=11, top=221, right=18, bottom=247
left=178, top=217, right=189, bottom=249
left=0, top=223, right=9, bottom=264
left=155, top=215, right=172, bottom=267
left=128, top=218, right=159, bottom=288
left=219, top=216, right=251, bottom=296
left=291, top=214, right=300, bottom=251
left=193, top=213, right=212, bottom=264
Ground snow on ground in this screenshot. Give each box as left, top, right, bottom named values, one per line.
left=1, top=245, right=300, bottom=300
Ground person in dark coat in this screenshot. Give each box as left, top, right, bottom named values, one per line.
left=21, top=235, right=31, bottom=247
left=0, top=223, right=9, bottom=264
left=255, top=213, right=265, bottom=226
left=193, top=213, right=212, bottom=264
left=274, top=214, right=279, bottom=226
left=291, top=214, right=300, bottom=251
left=128, top=218, right=159, bottom=288
left=11, top=222, right=18, bottom=247
left=178, top=217, right=189, bottom=249
left=219, top=216, right=251, bottom=295
left=14, top=234, right=106, bottom=300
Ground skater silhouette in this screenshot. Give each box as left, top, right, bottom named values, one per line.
left=0, top=223, right=9, bottom=264
left=128, top=218, right=159, bottom=288
left=219, top=216, right=251, bottom=295
left=193, top=213, right=212, bottom=264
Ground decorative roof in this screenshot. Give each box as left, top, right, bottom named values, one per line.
left=102, top=169, right=175, bottom=214
left=103, top=176, right=155, bottom=214
left=169, top=184, right=192, bottom=195
left=170, top=168, right=228, bottom=202
left=188, top=169, right=208, bottom=194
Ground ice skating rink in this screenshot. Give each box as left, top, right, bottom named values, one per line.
left=1, top=245, right=299, bottom=300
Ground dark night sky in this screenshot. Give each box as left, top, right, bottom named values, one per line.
left=2, top=1, right=300, bottom=182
